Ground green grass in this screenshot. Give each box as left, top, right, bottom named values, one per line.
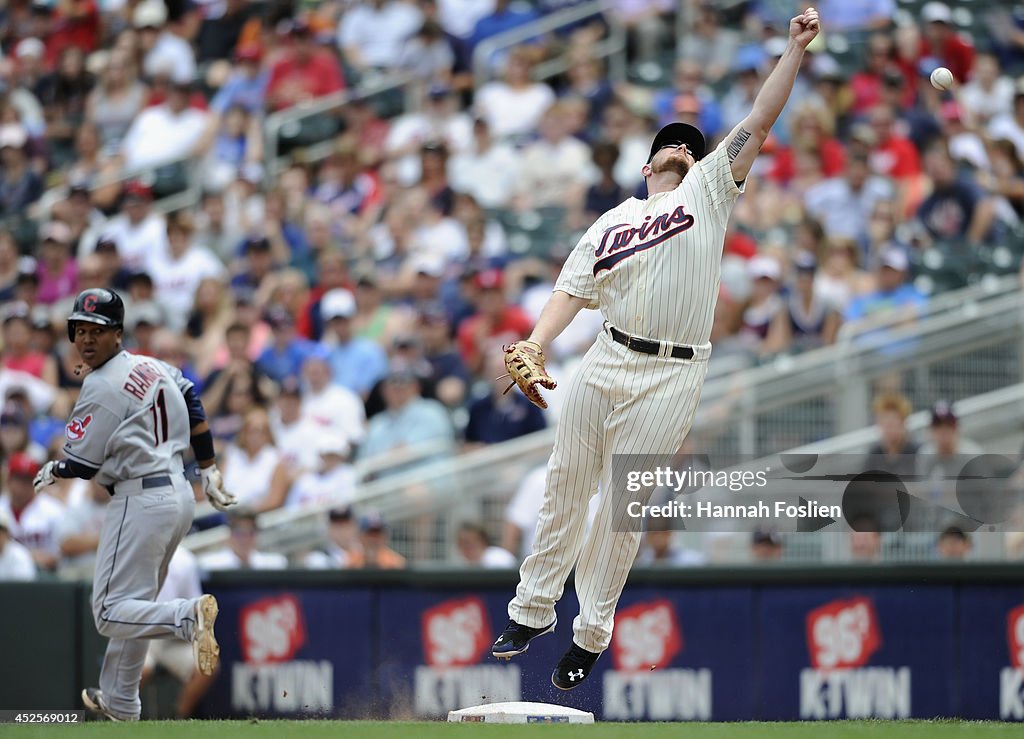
left=6, top=720, right=1024, bottom=738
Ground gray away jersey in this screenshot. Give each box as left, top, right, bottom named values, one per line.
left=555, top=140, right=744, bottom=346
left=63, top=351, right=193, bottom=487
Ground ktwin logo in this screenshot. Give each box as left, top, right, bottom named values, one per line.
left=240, top=595, right=307, bottom=665
left=611, top=599, right=683, bottom=671
left=421, top=596, right=491, bottom=667
left=800, top=596, right=909, bottom=719
left=1007, top=605, right=1024, bottom=669
left=806, top=596, right=882, bottom=670
left=1001, top=604, right=1024, bottom=719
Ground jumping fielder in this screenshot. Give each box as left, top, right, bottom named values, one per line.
left=32, top=288, right=238, bottom=721
left=494, top=9, right=821, bottom=688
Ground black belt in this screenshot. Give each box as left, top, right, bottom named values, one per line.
left=141, top=475, right=172, bottom=489
left=107, top=474, right=173, bottom=496
left=609, top=325, right=694, bottom=359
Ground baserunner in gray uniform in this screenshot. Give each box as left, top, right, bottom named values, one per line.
left=33, top=288, right=238, bottom=721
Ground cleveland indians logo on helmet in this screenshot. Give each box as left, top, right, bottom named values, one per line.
left=66, top=414, right=93, bottom=441
left=83, top=294, right=98, bottom=312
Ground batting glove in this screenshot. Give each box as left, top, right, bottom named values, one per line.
left=33, top=460, right=57, bottom=495
left=200, top=465, right=237, bottom=513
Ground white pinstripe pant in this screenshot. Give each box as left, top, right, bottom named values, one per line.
left=509, top=329, right=709, bottom=652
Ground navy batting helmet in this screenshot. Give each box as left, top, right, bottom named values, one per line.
left=67, top=288, right=125, bottom=342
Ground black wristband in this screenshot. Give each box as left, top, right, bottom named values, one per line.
left=191, top=429, right=216, bottom=466
left=55, top=459, right=99, bottom=480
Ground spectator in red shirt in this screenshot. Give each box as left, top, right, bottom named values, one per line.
left=865, top=103, right=926, bottom=218
left=266, top=18, right=346, bottom=112
left=296, top=250, right=355, bottom=341
left=341, top=97, right=391, bottom=170
left=919, top=2, right=974, bottom=83
left=892, top=20, right=924, bottom=96
left=457, top=268, right=532, bottom=376
left=45, top=0, right=101, bottom=66
left=849, top=32, right=897, bottom=116
left=2, top=303, right=56, bottom=384
left=867, top=103, right=921, bottom=180
left=768, top=101, right=846, bottom=186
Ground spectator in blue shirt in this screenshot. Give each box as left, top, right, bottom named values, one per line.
left=815, top=0, right=895, bottom=32
left=537, top=0, right=607, bottom=40
left=230, top=236, right=277, bottom=294
left=582, top=141, right=628, bottom=222
left=845, top=248, right=926, bottom=323
left=363, top=334, right=439, bottom=419
left=464, top=351, right=546, bottom=448
left=357, top=361, right=455, bottom=476
left=256, top=305, right=315, bottom=383
left=470, top=0, right=541, bottom=63
left=916, top=142, right=996, bottom=246
left=652, top=58, right=722, bottom=139
left=320, top=288, right=389, bottom=399
left=209, top=44, right=269, bottom=116
left=417, top=302, right=471, bottom=409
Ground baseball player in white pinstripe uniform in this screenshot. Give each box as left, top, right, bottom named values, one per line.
left=492, top=8, right=821, bottom=689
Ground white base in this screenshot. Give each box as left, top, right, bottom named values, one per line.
left=447, top=701, right=595, bottom=724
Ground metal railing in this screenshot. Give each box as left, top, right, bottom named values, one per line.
left=697, top=381, right=1024, bottom=565
left=183, top=278, right=1024, bottom=565
left=262, top=71, right=418, bottom=177
left=33, top=3, right=627, bottom=226
left=184, top=378, right=1024, bottom=566
left=32, top=74, right=416, bottom=224
left=184, top=429, right=551, bottom=559
left=768, top=381, right=1024, bottom=459
left=472, top=0, right=627, bottom=88
left=33, top=156, right=203, bottom=222
left=262, top=2, right=628, bottom=178
left=694, top=274, right=1024, bottom=454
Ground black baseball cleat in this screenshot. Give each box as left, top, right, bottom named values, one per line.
left=551, top=642, right=601, bottom=690
left=491, top=618, right=556, bottom=659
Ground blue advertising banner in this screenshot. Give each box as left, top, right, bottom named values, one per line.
left=375, top=589, right=574, bottom=719
left=757, top=586, right=956, bottom=720
left=594, top=588, right=756, bottom=721
left=376, top=587, right=754, bottom=721
left=959, top=587, right=1024, bottom=721
left=202, top=588, right=374, bottom=718
left=184, top=579, right=1020, bottom=720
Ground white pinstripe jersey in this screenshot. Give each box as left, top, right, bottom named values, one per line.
left=555, top=141, right=745, bottom=346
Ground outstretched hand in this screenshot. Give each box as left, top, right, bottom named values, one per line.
left=790, top=6, right=820, bottom=48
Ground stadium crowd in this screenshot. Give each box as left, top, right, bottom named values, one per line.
left=2, top=0, right=1024, bottom=577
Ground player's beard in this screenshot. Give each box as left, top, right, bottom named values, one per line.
left=652, top=154, right=690, bottom=179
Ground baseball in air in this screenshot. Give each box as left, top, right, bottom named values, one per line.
left=930, top=66, right=953, bottom=91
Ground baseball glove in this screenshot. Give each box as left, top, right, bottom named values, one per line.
left=500, top=340, right=557, bottom=409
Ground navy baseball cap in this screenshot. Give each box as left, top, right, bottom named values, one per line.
left=931, top=400, right=957, bottom=426
left=648, top=122, right=706, bottom=163
left=360, top=511, right=387, bottom=532
left=329, top=506, right=353, bottom=522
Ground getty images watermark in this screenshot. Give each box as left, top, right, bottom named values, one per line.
left=608, top=451, right=1024, bottom=534
left=625, top=466, right=841, bottom=522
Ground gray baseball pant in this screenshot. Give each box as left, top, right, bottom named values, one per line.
left=91, top=475, right=199, bottom=719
